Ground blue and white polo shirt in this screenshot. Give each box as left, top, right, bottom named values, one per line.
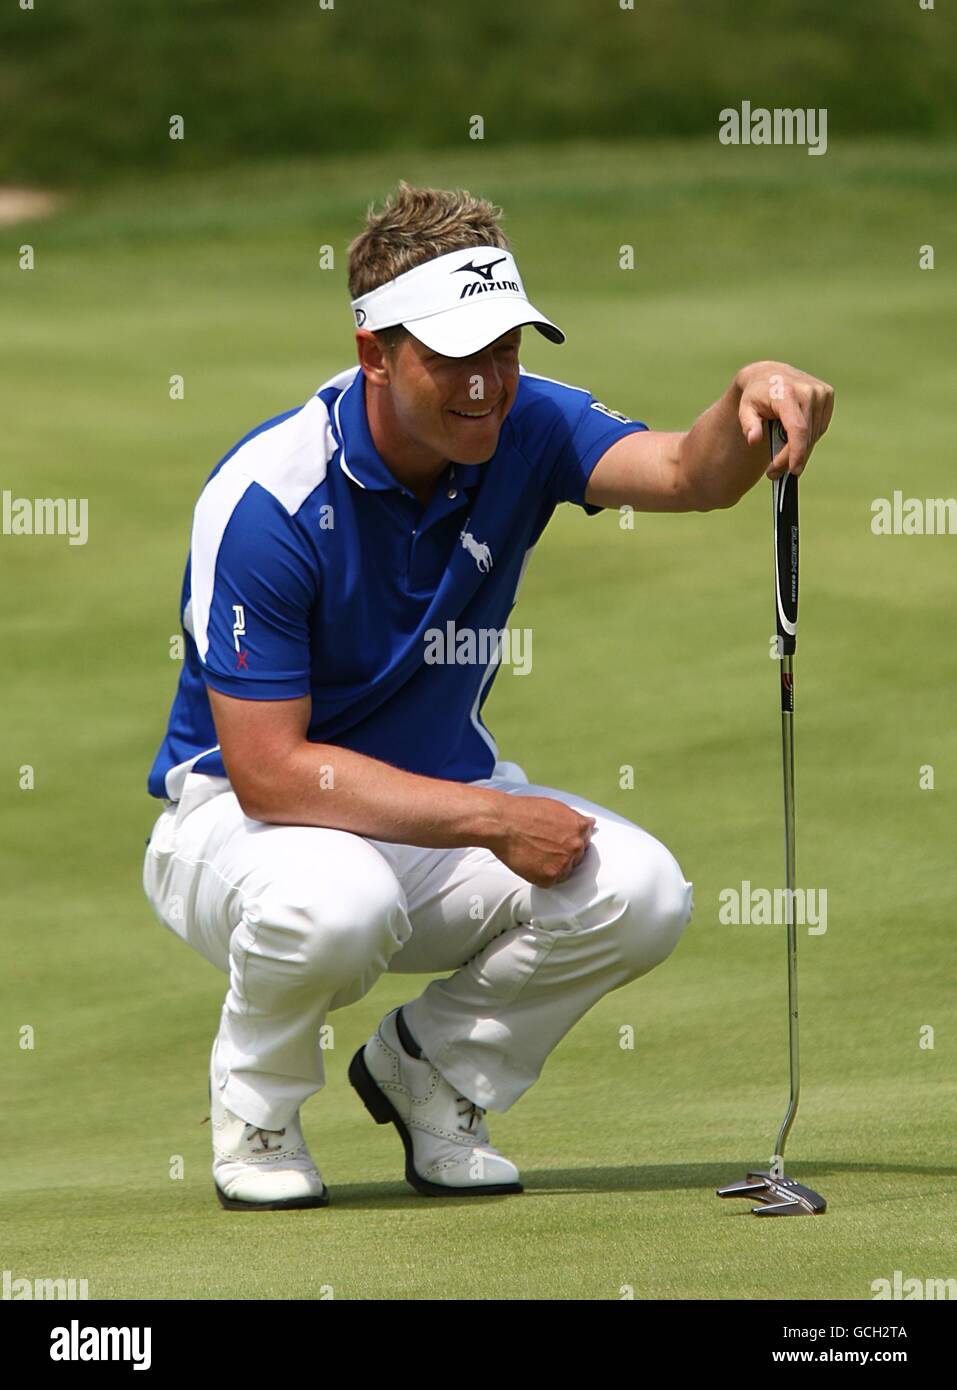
left=147, top=365, right=648, bottom=801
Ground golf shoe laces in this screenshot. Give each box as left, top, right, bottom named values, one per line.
left=456, top=1098, right=486, bottom=1134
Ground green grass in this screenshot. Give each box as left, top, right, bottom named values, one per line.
left=2, top=137, right=956, bottom=1299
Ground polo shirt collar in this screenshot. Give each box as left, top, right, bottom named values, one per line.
left=332, top=369, right=484, bottom=494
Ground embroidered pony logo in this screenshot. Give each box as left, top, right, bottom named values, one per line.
left=460, top=528, right=493, bottom=573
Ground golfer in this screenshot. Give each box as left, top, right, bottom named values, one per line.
left=142, top=182, right=833, bottom=1210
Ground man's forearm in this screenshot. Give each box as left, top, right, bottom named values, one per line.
left=677, top=367, right=771, bottom=511
left=250, top=740, right=509, bottom=851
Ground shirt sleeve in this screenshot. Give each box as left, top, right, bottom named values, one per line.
left=192, top=480, right=316, bottom=700
left=546, top=391, right=649, bottom=516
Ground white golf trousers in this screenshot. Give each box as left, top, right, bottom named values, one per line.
left=142, top=761, right=694, bottom=1130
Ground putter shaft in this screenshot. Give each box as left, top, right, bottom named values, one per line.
left=716, top=432, right=826, bottom=1214
left=774, top=652, right=799, bottom=1165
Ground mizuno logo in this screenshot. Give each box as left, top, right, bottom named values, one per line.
left=457, top=278, right=520, bottom=299
left=453, top=257, right=507, bottom=282
left=448, top=257, right=519, bottom=299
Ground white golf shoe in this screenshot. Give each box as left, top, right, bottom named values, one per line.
left=209, top=1045, right=329, bottom=1211
left=348, top=1007, right=523, bottom=1197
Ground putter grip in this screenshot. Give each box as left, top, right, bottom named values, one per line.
left=770, top=420, right=798, bottom=659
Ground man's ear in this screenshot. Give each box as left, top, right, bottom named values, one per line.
left=356, top=330, right=393, bottom=386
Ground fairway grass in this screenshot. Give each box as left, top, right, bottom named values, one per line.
left=3, top=137, right=955, bottom=1300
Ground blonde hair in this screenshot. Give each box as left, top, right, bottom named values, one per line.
left=347, top=181, right=510, bottom=349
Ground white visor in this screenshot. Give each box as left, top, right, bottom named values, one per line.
left=350, top=246, right=565, bottom=358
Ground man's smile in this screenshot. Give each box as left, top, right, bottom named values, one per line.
left=447, top=397, right=503, bottom=421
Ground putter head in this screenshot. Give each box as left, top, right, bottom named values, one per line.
left=716, top=1171, right=826, bottom=1216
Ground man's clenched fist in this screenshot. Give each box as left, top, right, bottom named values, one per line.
left=487, top=795, right=596, bottom=889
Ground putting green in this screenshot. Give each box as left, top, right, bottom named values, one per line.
left=3, top=137, right=955, bottom=1299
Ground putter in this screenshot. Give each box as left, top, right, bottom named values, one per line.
left=716, top=420, right=827, bottom=1216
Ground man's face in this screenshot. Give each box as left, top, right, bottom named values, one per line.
left=381, top=327, right=523, bottom=465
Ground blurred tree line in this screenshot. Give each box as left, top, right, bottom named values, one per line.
left=1, top=0, right=951, bottom=186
